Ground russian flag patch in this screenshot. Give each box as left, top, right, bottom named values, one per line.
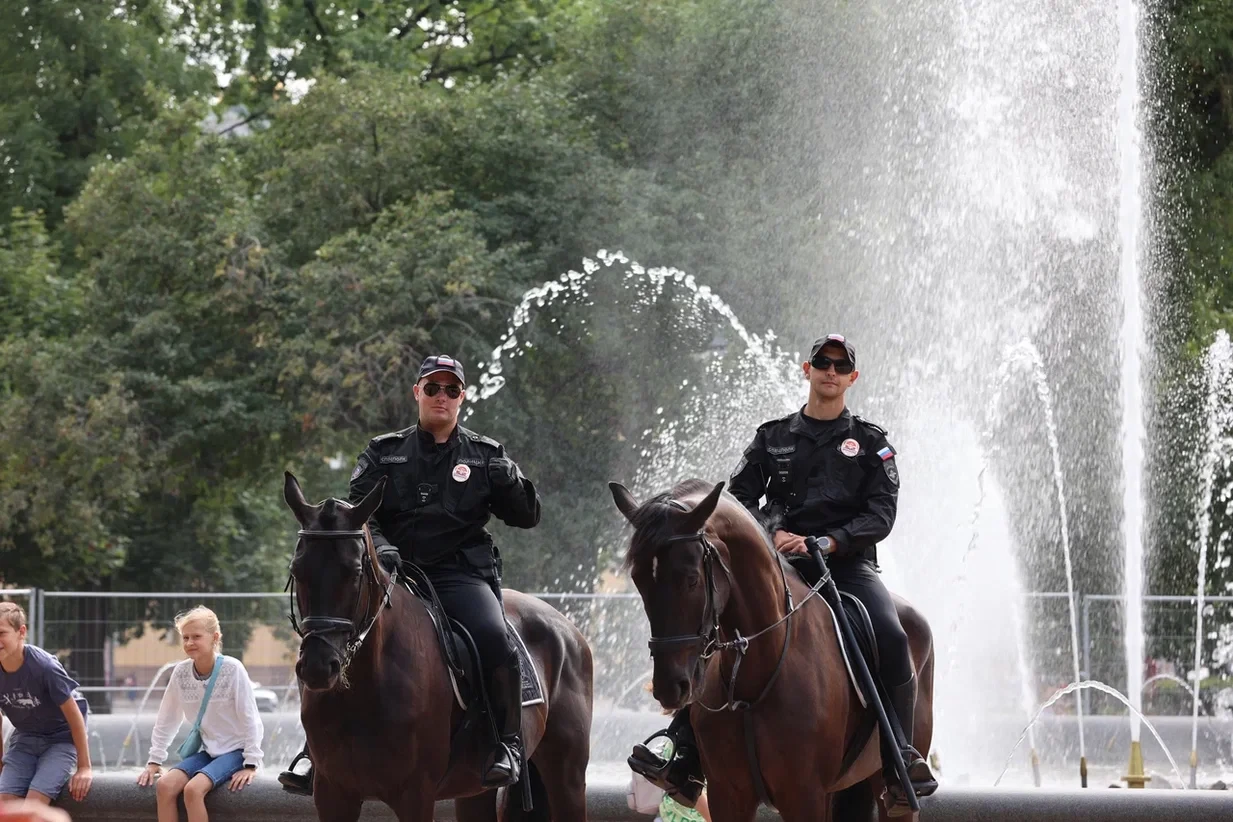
left=877, top=446, right=894, bottom=461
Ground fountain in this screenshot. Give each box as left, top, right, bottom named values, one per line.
left=1116, top=0, right=1150, bottom=789
left=991, top=340, right=1088, bottom=784
left=1191, top=331, right=1233, bottom=786
left=114, top=660, right=177, bottom=769
left=996, top=680, right=1183, bottom=788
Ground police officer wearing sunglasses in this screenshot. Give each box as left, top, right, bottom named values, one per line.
left=630, top=334, right=936, bottom=814
left=279, top=355, right=540, bottom=795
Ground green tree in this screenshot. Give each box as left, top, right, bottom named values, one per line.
left=0, top=1, right=212, bottom=232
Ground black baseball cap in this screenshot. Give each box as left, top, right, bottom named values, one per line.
left=809, top=333, right=856, bottom=365
left=417, top=354, right=466, bottom=383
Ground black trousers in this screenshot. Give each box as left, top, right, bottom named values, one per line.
left=422, top=547, right=516, bottom=677
left=790, top=556, right=914, bottom=688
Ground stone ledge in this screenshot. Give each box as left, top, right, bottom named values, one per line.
left=53, top=774, right=1233, bottom=821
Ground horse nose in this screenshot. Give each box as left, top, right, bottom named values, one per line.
left=651, top=676, right=690, bottom=710
left=296, top=648, right=341, bottom=690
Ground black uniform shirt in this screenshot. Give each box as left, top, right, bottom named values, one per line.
left=348, top=424, right=540, bottom=565
left=728, top=407, right=898, bottom=562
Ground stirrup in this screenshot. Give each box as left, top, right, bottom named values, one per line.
left=627, top=732, right=703, bottom=809
left=278, top=751, right=313, bottom=796
left=906, top=750, right=939, bottom=797
left=481, top=740, right=522, bottom=789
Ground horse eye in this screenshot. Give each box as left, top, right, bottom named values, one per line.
left=685, top=573, right=701, bottom=590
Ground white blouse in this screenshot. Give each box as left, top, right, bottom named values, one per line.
left=147, top=656, right=265, bottom=768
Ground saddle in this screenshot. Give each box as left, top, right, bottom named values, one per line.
left=790, top=562, right=881, bottom=774
left=397, top=561, right=545, bottom=713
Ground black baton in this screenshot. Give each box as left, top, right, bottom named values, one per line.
left=806, top=537, right=919, bottom=813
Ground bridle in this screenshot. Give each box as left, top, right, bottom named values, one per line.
left=644, top=501, right=827, bottom=713
left=286, top=526, right=397, bottom=667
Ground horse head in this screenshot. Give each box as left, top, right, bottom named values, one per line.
left=283, top=471, right=387, bottom=691
left=609, top=479, right=732, bottom=710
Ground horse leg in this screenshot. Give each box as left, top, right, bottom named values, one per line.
left=521, top=693, right=591, bottom=820
left=454, top=792, right=498, bottom=822
left=704, top=779, right=760, bottom=822
left=390, top=785, right=437, bottom=822
left=775, top=786, right=834, bottom=822
left=312, top=780, right=363, bottom=822
left=832, top=778, right=877, bottom=822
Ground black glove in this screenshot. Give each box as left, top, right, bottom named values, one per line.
left=377, top=547, right=401, bottom=575
left=487, top=457, right=519, bottom=489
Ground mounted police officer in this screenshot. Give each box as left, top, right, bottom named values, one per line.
left=280, top=354, right=540, bottom=795
left=629, top=334, right=937, bottom=814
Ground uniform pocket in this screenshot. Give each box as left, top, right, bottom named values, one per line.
left=443, top=463, right=488, bottom=515
left=809, top=458, right=868, bottom=507
left=459, top=543, right=498, bottom=579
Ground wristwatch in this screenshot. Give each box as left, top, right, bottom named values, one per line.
left=244, top=764, right=257, bottom=770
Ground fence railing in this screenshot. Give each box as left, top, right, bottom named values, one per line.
left=3, top=588, right=1230, bottom=715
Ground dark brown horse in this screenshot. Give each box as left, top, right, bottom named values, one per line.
left=610, top=478, right=935, bottom=822
left=283, top=472, right=593, bottom=822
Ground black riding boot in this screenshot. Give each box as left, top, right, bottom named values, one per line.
left=278, top=746, right=313, bottom=796
left=628, top=710, right=704, bottom=808
left=882, top=674, right=938, bottom=816
left=481, top=657, right=524, bottom=788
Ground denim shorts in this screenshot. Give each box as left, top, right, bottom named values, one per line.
left=172, top=749, right=246, bottom=788
left=0, top=732, right=77, bottom=800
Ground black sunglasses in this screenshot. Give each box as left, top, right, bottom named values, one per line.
left=810, top=355, right=855, bottom=375
left=422, top=382, right=462, bottom=399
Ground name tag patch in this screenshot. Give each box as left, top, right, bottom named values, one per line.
left=380, top=455, right=408, bottom=464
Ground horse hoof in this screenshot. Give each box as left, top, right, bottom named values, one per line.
left=881, top=788, right=913, bottom=818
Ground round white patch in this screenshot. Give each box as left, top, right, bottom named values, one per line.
left=840, top=438, right=860, bottom=458
left=451, top=463, right=471, bottom=482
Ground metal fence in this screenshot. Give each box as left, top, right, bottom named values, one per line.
left=5, top=588, right=1231, bottom=716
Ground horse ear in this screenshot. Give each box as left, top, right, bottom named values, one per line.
left=609, top=482, right=640, bottom=525
left=682, top=481, right=725, bottom=533
left=350, top=476, right=387, bottom=527
left=284, top=472, right=311, bottom=525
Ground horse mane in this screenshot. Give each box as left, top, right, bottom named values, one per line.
left=622, top=478, right=775, bottom=573
left=620, top=478, right=796, bottom=582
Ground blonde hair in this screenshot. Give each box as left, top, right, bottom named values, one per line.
left=0, top=602, right=26, bottom=632
left=174, top=606, right=222, bottom=652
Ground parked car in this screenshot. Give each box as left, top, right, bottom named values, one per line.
left=251, top=682, right=279, bottom=713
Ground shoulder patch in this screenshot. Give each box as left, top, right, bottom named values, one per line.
left=853, top=415, right=889, bottom=437
left=756, top=412, right=795, bottom=432
left=460, top=427, right=501, bottom=449
left=351, top=457, right=370, bottom=481
left=371, top=426, right=413, bottom=444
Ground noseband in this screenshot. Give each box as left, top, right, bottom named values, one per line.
left=645, top=528, right=731, bottom=658
left=287, top=527, right=397, bottom=662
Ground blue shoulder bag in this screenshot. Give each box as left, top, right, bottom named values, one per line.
left=178, top=655, right=223, bottom=760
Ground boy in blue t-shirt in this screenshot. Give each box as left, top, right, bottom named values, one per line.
left=0, top=603, right=92, bottom=804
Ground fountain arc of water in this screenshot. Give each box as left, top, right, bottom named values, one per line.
left=1189, top=330, right=1233, bottom=789
left=990, top=340, right=1087, bottom=781
left=994, top=680, right=1185, bottom=789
